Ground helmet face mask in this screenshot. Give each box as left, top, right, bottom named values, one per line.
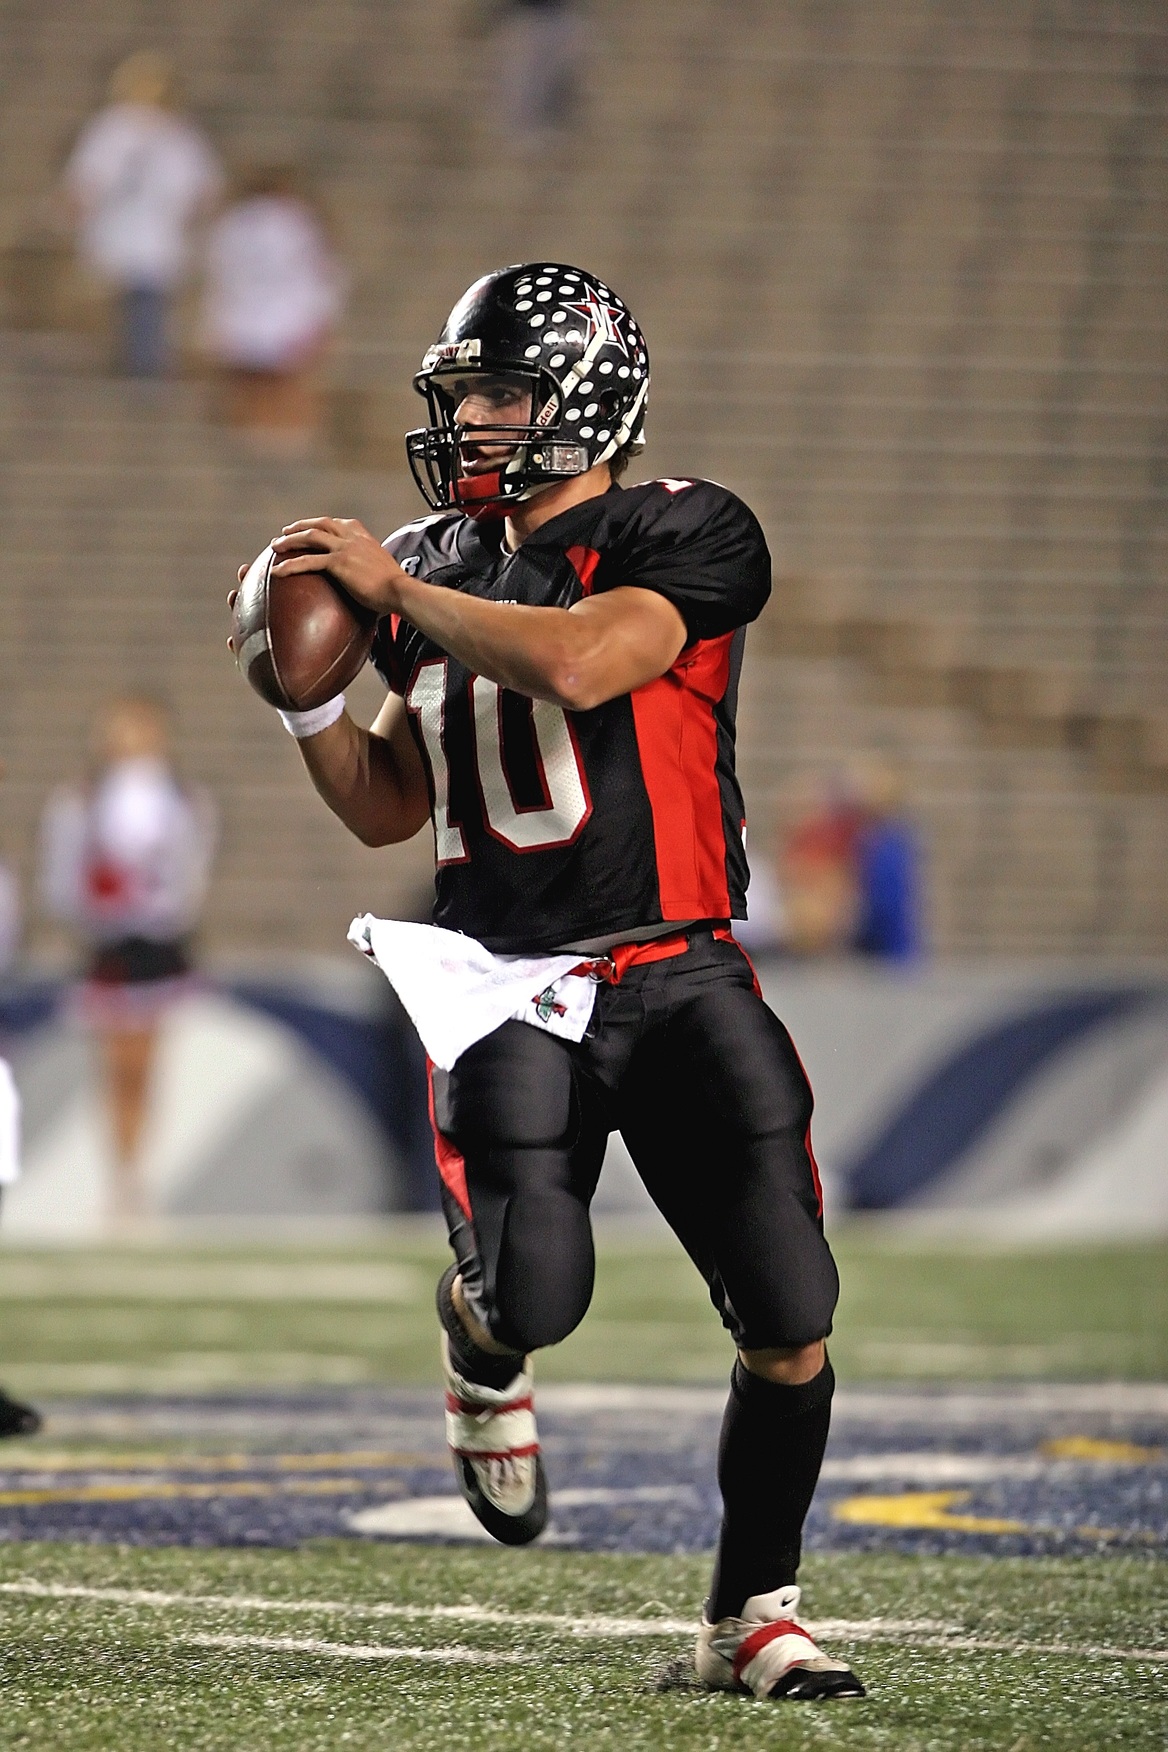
left=407, top=264, right=649, bottom=516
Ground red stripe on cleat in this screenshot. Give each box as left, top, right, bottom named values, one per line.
left=449, top=1443, right=541, bottom=1461
left=731, top=1620, right=807, bottom=1685
left=444, top=1392, right=534, bottom=1417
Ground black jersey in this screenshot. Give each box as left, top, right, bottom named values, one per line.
left=371, top=478, right=771, bottom=953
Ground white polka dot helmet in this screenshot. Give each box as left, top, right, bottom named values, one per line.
left=407, top=262, right=649, bottom=516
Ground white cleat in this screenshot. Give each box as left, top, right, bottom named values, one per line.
left=442, top=1334, right=548, bottom=1545
left=695, top=1584, right=866, bottom=1700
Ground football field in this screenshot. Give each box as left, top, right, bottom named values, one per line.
left=0, top=1229, right=1164, bottom=1750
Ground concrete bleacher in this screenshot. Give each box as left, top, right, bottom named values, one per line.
left=0, top=0, right=1164, bottom=956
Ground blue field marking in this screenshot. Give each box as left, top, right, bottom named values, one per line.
left=0, top=1386, right=1162, bottom=1555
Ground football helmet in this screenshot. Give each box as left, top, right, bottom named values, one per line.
left=406, top=262, right=649, bottom=516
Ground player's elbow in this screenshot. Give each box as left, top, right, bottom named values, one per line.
left=351, top=819, right=394, bottom=848
left=354, top=789, right=431, bottom=848
left=542, top=658, right=616, bottom=714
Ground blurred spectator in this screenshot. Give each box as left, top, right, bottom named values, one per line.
left=62, top=50, right=222, bottom=377
left=0, top=1058, right=40, bottom=1438
left=778, top=774, right=863, bottom=957
left=39, top=696, right=216, bottom=1229
left=491, top=0, right=586, bottom=149
left=0, top=858, right=19, bottom=977
left=201, top=167, right=347, bottom=457
left=735, top=830, right=787, bottom=954
left=851, top=760, right=923, bottom=961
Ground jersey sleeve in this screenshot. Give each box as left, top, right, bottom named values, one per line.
left=371, top=513, right=462, bottom=693
left=601, top=481, right=772, bottom=640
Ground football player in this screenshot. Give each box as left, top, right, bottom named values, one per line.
left=236, top=263, right=864, bottom=1702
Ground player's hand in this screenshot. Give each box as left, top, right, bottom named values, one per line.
left=271, top=517, right=412, bottom=615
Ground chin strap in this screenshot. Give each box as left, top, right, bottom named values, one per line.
left=453, top=470, right=508, bottom=519
left=453, top=469, right=564, bottom=521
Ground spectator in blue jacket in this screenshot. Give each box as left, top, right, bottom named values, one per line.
left=852, top=761, right=923, bottom=962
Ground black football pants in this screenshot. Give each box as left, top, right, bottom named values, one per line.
left=429, top=930, right=839, bottom=1355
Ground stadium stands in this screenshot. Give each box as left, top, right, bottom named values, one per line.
left=0, top=0, right=1164, bottom=954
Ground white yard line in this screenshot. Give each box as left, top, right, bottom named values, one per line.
left=539, top=1382, right=1168, bottom=1419
left=179, top=1631, right=522, bottom=1666
left=0, top=1579, right=946, bottom=1640
left=819, top=1453, right=1164, bottom=1482
left=3, top=1580, right=1165, bottom=1662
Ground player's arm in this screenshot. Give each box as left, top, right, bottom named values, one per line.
left=287, top=692, right=432, bottom=850
left=271, top=518, right=687, bottom=711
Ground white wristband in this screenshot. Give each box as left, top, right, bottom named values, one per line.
left=278, top=694, right=346, bottom=739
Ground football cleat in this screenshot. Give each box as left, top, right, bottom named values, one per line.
left=695, top=1585, right=866, bottom=1701
left=442, top=1333, right=548, bottom=1546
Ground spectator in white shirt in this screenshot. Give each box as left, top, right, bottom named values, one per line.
left=40, top=696, right=216, bottom=1228
left=202, top=167, right=348, bottom=455
left=0, top=1059, right=39, bottom=1437
left=63, top=50, right=222, bottom=377
left=496, top=0, right=586, bottom=149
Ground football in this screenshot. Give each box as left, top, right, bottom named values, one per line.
left=232, top=544, right=379, bottom=711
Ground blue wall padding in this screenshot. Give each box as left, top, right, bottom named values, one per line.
left=227, top=984, right=439, bottom=1212
left=843, top=987, right=1157, bottom=1210
left=0, top=977, right=440, bottom=1212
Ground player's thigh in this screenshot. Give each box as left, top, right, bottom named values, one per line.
left=620, top=977, right=839, bottom=1348
left=432, top=1020, right=605, bottom=1349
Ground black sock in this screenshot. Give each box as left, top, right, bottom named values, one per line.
left=436, top=1266, right=524, bottom=1391
left=707, top=1356, right=835, bottom=1622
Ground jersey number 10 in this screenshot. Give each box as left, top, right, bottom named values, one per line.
left=407, top=659, right=592, bottom=861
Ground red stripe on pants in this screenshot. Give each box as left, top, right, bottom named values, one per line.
left=426, top=1059, right=471, bottom=1220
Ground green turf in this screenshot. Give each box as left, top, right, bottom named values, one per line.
left=0, top=1542, right=1162, bottom=1750
left=0, top=1232, right=1164, bottom=1391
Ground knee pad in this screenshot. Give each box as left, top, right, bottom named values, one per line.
left=494, top=1183, right=595, bottom=1351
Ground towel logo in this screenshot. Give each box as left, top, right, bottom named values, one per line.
left=533, top=985, right=567, bottom=1023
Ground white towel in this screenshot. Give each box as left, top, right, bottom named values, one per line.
left=348, top=916, right=600, bottom=1072
left=0, top=1057, right=20, bottom=1185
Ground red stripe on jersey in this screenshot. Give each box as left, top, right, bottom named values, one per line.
left=426, top=1060, right=471, bottom=1220
left=630, top=635, right=734, bottom=919
left=565, top=544, right=601, bottom=596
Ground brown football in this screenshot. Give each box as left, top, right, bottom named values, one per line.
left=232, top=545, right=379, bottom=711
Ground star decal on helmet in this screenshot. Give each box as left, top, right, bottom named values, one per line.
left=561, top=291, right=630, bottom=358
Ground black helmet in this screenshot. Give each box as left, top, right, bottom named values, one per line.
left=406, top=262, right=649, bottom=516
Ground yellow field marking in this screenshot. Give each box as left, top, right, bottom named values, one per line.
left=832, top=1490, right=1028, bottom=1534
left=0, top=1449, right=437, bottom=1474
left=0, top=1478, right=372, bottom=1508
left=1040, top=1436, right=1163, bottom=1464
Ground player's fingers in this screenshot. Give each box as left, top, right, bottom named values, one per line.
left=227, top=588, right=238, bottom=608
left=227, top=635, right=235, bottom=652
left=272, top=527, right=334, bottom=554
left=237, top=565, right=247, bottom=583
left=270, top=550, right=332, bottom=576
left=281, top=518, right=335, bottom=535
